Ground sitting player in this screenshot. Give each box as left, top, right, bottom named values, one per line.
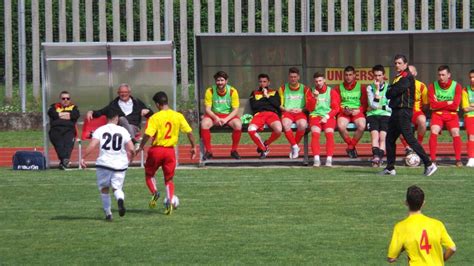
left=461, top=69, right=474, bottom=167
left=279, top=67, right=312, bottom=159
left=80, top=109, right=135, bottom=221
left=248, top=74, right=282, bottom=159
left=366, top=65, right=391, bottom=167
left=335, top=66, right=368, bottom=158
left=428, top=65, right=463, bottom=166
left=306, top=72, right=340, bottom=167
left=200, top=71, right=242, bottom=160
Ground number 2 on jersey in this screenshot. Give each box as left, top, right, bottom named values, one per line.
left=164, top=122, right=172, bottom=139
left=420, top=229, right=432, bottom=254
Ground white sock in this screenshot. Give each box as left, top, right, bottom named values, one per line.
left=327, top=156, right=333, bottom=161
left=314, top=155, right=320, bottom=161
left=101, top=193, right=111, bottom=215
left=114, top=189, right=125, bottom=201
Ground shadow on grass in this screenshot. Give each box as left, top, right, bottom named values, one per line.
left=50, top=208, right=160, bottom=221
left=50, top=215, right=103, bottom=221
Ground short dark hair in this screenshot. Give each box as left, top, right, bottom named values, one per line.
left=289, top=67, right=300, bottom=75
left=313, top=72, right=325, bottom=79
left=258, top=73, right=270, bottom=80
left=438, top=65, right=450, bottom=73
left=106, top=109, right=120, bottom=120
left=372, top=64, right=385, bottom=74
left=406, top=185, right=425, bottom=211
left=394, top=54, right=408, bottom=63
left=153, top=91, right=169, bottom=105
left=470, top=69, right=474, bottom=75
left=59, top=91, right=70, bottom=96
left=214, top=71, right=229, bottom=80
left=344, top=66, right=355, bottom=73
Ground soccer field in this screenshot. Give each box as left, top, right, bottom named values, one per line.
left=0, top=166, right=473, bottom=265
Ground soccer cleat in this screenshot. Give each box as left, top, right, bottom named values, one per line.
left=466, top=158, right=474, bottom=167
left=202, top=151, right=213, bottom=161
left=325, top=158, right=333, bottom=167
left=313, top=158, right=321, bottom=167
left=371, top=156, right=381, bottom=167
left=289, top=145, right=300, bottom=159
left=164, top=201, right=173, bottom=215
left=259, top=148, right=270, bottom=159
left=118, top=199, right=126, bottom=217
left=149, top=191, right=161, bottom=209
left=405, top=147, right=414, bottom=156
left=105, top=214, right=113, bottom=222
left=230, top=150, right=241, bottom=160
left=424, top=163, right=438, bottom=177
left=346, top=148, right=358, bottom=159
left=62, top=159, right=70, bottom=168
left=455, top=160, right=463, bottom=167
left=379, top=168, right=396, bottom=175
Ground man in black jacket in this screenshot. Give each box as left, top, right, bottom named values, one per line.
left=48, top=91, right=80, bottom=169
left=86, top=83, right=153, bottom=143
left=248, top=74, right=282, bottom=159
left=381, top=54, right=437, bottom=176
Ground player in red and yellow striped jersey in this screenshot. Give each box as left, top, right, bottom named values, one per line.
left=136, top=91, right=196, bottom=215
left=201, top=71, right=242, bottom=160
left=401, top=65, right=429, bottom=152
left=461, top=69, right=474, bottom=167
left=387, top=185, right=456, bottom=265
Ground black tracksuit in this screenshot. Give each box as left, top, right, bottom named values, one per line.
left=249, top=88, right=281, bottom=115
left=385, top=69, right=431, bottom=169
left=48, top=103, right=80, bottom=163
left=92, top=96, right=153, bottom=128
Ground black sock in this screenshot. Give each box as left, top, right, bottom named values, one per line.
left=371, top=147, right=380, bottom=157
left=379, top=149, right=385, bottom=159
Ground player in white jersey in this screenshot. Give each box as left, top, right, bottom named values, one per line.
left=81, top=109, right=135, bottom=221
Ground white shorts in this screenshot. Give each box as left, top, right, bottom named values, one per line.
left=96, top=168, right=126, bottom=191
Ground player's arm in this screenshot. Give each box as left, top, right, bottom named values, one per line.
left=47, top=105, right=60, bottom=120
left=305, top=89, right=317, bottom=113
left=302, top=86, right=313, bottom=112
left=328, top=89, right=340, bottom=118
left=223, top=88, right=240, bottom=123
left=279, top=85, right=287, bottom=112
left=125, top=140, right=135, bottom=162
left=446, top=84, right=463, bottom=111
left=80, top=138, right=100, bottom=169
left=180, top=114, right=196, bottom=159
left=366, top=85, right=378, bottom=110
left=428, top=83, right=450, bottom=110
left=187, top=132, right=196, bottom=159
left=359, top=85, right=368, bottom=113
left=444, top=247, right=456, bottom=262
left=462, top=89, right=474, bottom=112
left=387, top=226, right=403, bottom=263
left=440, top=222, right=457, bottom=262
left=69, top=106, right=80, bottom=122
left=269, top=90, right=282, bottom=110
left=136, top=134, right=151, bottom=155
left=204, top=88, right=219, bottom=120
left=387, top=77, right=408, bottom=99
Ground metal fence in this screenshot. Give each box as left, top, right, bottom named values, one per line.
left=1, top=0, right=473, bottom=111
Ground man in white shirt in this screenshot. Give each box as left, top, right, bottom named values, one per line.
left=81, top=109, right=135, bottom=221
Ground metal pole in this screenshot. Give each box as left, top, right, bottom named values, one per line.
left=41, top=50, right=50, bottom=168
left=18, top=0, right=27, bottom=113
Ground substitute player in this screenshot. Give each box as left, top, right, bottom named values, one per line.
left=428, top=65, right=463, bottom=167
left=335, top=66, right=368, bottom=158
left=306, top=72, right=340, bottom=167
left=80, top=109, right=135, bottom=221
left=366, top=65, right=391, bottom=167
left=279, top=67, right=312, bottom=159
left=387, top=185, right=456, bottom=265
left=137, top=91, right=196, bottom=215
left=461, top=69, right=474, bottom=167
left=200, top=71, right=242, bottom=160
left=401, top=65, right=430, bottom=154
left=248, top=73, right=282, bottom=159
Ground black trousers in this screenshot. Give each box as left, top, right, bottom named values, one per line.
left=49, top=127, right=75, bottom=162
left=386, top=108, right=431, bottom=169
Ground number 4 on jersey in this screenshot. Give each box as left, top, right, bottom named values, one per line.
left=420, top=229, right=432, bottom=254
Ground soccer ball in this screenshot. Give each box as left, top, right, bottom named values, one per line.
left=164, top=195, right=180, bottom=209
left=405, top=152, right=421, bottom=167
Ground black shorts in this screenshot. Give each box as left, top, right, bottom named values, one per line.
left=366, top=115, right=390, bottom=132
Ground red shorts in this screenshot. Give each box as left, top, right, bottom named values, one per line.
left=465, top=116, right=474, bottom=135
left=249, top=111, right=280, bottom=131
left=281, top=111, right=307, bottom=122
left=430, top=112, right=459, bottom=130
left=145, top=146, right=176, bottom=181
left=412, top=111, right=425, bottom=126
left=309, top=116, right=336, bottom=130
left=338, top=112, right=365, bottom=123
left=203, top=113, right=240, bottom=125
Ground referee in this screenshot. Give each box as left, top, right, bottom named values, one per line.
left=381, top=54, right=437, bottom=176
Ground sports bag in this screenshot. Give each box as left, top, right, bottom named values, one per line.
left=12, top=151, right=47, bottom=170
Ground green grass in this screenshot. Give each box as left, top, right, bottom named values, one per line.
left=0, top=166, right=473, bottom=264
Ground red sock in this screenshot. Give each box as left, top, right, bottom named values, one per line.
left=295, top=130, right=306, bottom=144
left=248, top=130, right=266, bottom=151
left=453, top=136, right=462, bottom=161
left=201, top=128, right=212, bottom=152
left=311, top=132, right=321, bottom=156
left=231, top=130, right=241, bottom=151
left=429, top=133, right=438, bottom=161
left=417, top=134, right=424, bottom=144
left=343, top=136, right=353, bottom=148
left=266, top=131, right=281, bottom=145
left=284, top=130, right=297, bottom=146
left=145, top=176, right=157, bottom=194
left=326, top=132, right=335, bottom=156
left=468, top=140, right=474, bottom=158
left=165, top=180, right=174, bottom=202
left=400, top=137, right=409, bottom=148
left=351, top=137, right=360, bottom=147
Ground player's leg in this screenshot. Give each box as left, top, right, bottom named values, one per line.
left=352, top=116, right=367, bottom=156
left=294, top=114, right=308, bottom=144
left=466, top=117, right=474, bottom=167
left=144, top=147, right=163, bottom=208
left=310, top=117, right=322, bottom=167
left=162, top=149, right=177, bottom=215
left=400, top=109, right=432, bottom=170
left=200, top=116, right=215, bottom=159
left=367, top=116, right=380, bottom=165
left=62, top=129, right=75, bottom=168
left=378, top=116, right=390, bottom=163
left=415, top=113, right=427, bottom=144
left=429, top=113, right=443, bottom=162
left=49, top=129, right=66, bottom=168
left=97, top=168, right=113, bottom=221
left=282, top=115, right=297, bottom=146
left=111, top=170, right=126, bottom=217
left=324, top=119, right=336, bottom=167
left=384, top=111, right=401, bottom=173
left=266, top=117, right=282, bottom=146
left=337, top=115, right=355, bottom=158
left=447, top=115, right=462, bottom=166
left=227, top=117, right=242, bottom=159
left=119, top=117, right=139, bottom=142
